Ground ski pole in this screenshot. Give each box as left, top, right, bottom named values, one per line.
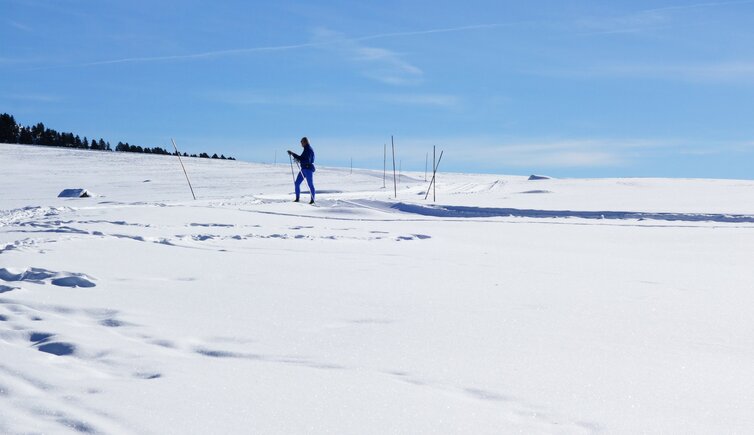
left=289, top=153, right=296, bottom=183
left=294, top=160, right=315, bottom=201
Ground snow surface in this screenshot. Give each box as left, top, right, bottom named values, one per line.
left=1, top=142, right=754, bottom=434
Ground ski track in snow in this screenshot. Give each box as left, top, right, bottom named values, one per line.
left=0, top=206, right=436, bottom=257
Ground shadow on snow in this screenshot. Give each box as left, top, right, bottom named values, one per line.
left=391, top=203, right=754, bottom=224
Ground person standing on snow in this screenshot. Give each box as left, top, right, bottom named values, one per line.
left=288, top=137, right=316, bottom=204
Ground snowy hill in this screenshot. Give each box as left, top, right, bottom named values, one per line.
left=2, top=142, right=754, bottom=434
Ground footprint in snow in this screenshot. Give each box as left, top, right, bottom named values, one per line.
left=395, top=234, right=431, bottom=241
left=0, top=284, right=19, bottom=294
left=37, top=342, right=76, bottom=356
left=0, top=267, right=96, bottom=288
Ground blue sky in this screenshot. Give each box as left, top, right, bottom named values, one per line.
left=3, top=0, right=754, bottom=178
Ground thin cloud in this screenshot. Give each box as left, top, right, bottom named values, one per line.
left=546, top=61, right=754, bottom=83
left=203, top=90, right=341, bottom=107
left=9, top=21, right=32, bottom=32
left=76, top=42, right=322, bottom=67
left=203, top=89, right=460, bottom=109
left=642, top=0, right=754, bottom=13
left=7, top=93, right=61, bottom=102
left=315, top=136, right=672, bottom=169
left=353, top=23, right=526, bottom=43
left=468, top=139, right=639, bottom=168
left=377, top=93, right=460, bottom=107
left=579, top=0, right=754, bottom=36
left=475, top=137, right=679, bottom=168
left=311, top=27, right=422, bottom=85
left=36, top=22, right=515, bottom=70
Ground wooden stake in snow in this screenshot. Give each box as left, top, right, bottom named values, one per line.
left=424, top=148, right=444, bottom=201
left=391, top=136, right=397, bottom=198
left=171, top=138, right=196, bottom=200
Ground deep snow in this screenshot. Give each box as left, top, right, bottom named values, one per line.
left=2, top=143, right=754, bottom=434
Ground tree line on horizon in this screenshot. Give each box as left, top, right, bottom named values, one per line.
left=0, top=113, right=235, bottom=160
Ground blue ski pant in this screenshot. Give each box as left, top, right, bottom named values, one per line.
left=295, top=168, right=315, bottom=200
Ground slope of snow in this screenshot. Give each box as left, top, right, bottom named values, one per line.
left=2, top=143, right=754, bottom=434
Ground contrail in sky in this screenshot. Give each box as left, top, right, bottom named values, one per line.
left=78, top=42, right=323, bottom=67
left=53, top=23, right=518, bottom=69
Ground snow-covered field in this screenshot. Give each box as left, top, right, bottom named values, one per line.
left=2, top=142, right=754, bottom=434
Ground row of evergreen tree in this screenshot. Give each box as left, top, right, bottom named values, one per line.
left=0, top=113, right=235, bottom=160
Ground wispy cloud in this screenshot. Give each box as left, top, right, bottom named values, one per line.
left=203, top=90, right=341, bottom=107
left=353, top=23, right=524, bottom=43
left=35, top=22, right=515, bottom=71
left=312, top=136, right=673, bottom=169
left=578, top=0, right=754, bottom=36
left=9, top=20, right=32, bottom=32
left=203, top=90, right=460, bottom=109
left=311, top=27, right=422, bottom=85
left=7, top=93, right=62, bottom=103
left=458, top=138, right=650, bottom=168
left=642, top=0, right=754, bottom=13
left=74, top=42, right=322, bottom=67
left=539, top=60, right=754, bottom=83
left=376, top=93, right=460, bottom=107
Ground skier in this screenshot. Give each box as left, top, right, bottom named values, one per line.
left=288, top=137, right=316, bottom=204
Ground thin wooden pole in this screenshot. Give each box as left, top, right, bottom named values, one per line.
left=424, top=149, right=444, bottom=201
left=391, top=136, right=397, bottom=198
left=171, top=138, right=196, bottom=200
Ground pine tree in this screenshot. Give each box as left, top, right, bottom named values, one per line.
left=31, top=123, right=44, bottom=143
left=0, top=113, right=19, bottom=143
left=18, top=126, right=34, bottom=144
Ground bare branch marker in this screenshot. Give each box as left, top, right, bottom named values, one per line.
left=391, top=136, right=397, bottom=198
left=424, top=149, right=444, bottom=201
left=171, top=138, right=196, bottom=200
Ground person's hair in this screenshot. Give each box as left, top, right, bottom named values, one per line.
left=300, top=137, right=310, bottom=146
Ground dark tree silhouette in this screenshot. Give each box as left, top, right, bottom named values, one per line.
left=1, top=113, right=234, bottom=159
